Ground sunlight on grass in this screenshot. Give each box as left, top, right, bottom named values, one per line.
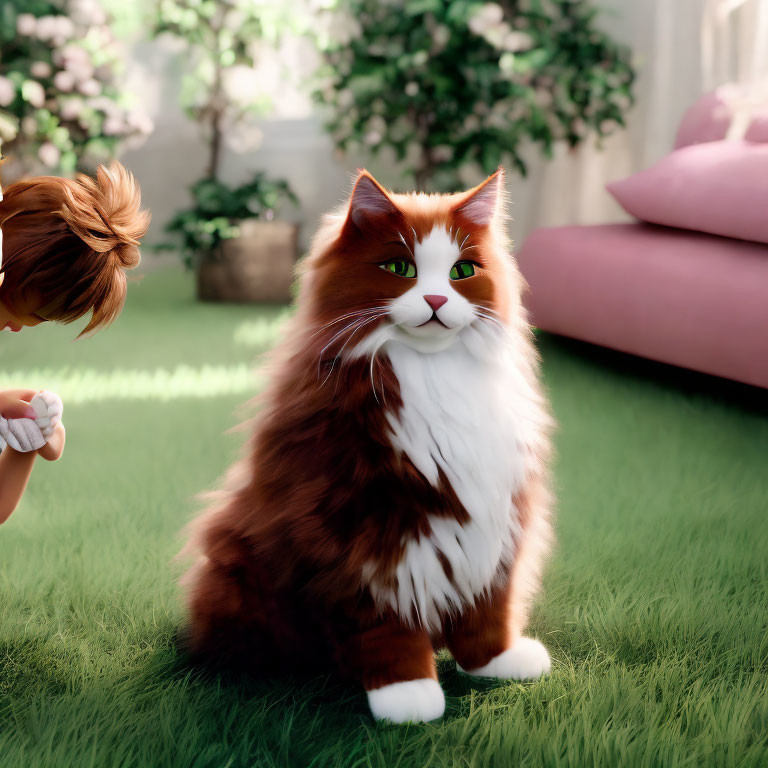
left=0, top=364, right=265, bottom=404
left=232, top=310, right=292, bottom=347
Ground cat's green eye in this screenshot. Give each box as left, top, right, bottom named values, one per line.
left=380, top=259, right=416, bottom=278
left=450, top=261, right=476, bottom=280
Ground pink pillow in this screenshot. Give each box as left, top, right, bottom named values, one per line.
left=675, top=89, right=734, bottom=149
left=607, top=141, right=768, bottom=244
left=675, top=87, right=768, bottom=149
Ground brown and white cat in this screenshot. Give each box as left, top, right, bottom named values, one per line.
left=181, top=168, right=554, bottom=723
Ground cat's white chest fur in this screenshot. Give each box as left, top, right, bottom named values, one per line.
left=368, top=324, right=545, bottom=631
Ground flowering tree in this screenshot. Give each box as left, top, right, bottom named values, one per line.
left=152, top=0, right=300, bottom=182
left=314, top=0, right=636, bottom=189
left=152, top=0, right=300, bottom=267
left=0, top=0, right=152, bottom=177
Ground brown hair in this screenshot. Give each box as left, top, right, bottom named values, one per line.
left=0, top=162, right=150, bottom=335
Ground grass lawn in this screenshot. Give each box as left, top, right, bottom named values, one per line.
left=1, top=267, right=767, bottom=767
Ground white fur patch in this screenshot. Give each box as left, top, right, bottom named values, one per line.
left=458, top=636, right=551, bottom=680
left=355, top=226, right=549, bottom=631
left=366, top=678, right=445, bottom=723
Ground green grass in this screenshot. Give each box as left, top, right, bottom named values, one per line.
left=1, top=267, right=767, bottom=767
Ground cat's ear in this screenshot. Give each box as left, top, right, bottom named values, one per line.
left=343, top=170, right=402, bottom=235
left=452, top=168, right=504, bottom=228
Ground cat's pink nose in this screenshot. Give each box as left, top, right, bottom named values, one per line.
left=424, top=294, right=448, bottom=312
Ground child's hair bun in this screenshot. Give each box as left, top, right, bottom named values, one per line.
left=61, top=163, right=149, bottom=271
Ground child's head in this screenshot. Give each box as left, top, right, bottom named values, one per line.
left=0, top=162, right=150, bottom=334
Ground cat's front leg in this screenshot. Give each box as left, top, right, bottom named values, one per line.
left=343, top=618, right=443, bottom=723
left=446, top=577, right=551, bottom=682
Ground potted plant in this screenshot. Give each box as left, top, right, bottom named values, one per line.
left=0, top=0, right=152, bottom=180
left=313, top=0, right=635, bottom=190
left=152, top=0, right=299, bottom=302
left=163, top=174, right=298, bottom=302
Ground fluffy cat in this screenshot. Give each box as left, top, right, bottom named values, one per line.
left=181, top=168, right=554, bottom=723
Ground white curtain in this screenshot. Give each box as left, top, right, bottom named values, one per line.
left=515, top=0, right=768, bottom=243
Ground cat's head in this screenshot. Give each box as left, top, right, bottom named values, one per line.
left=303, top=168, right=519, bottom=356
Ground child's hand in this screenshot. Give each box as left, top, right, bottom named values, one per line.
left=0, top=389, right=37, bottom=420
left=37, top=421, right=65, bottom=462
left=0, top=390, right=63, bottom=453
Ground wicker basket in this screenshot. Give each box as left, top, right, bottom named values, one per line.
left=197, top=219, right=298, bottom=303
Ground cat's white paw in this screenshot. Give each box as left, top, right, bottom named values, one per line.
left=366, top=678, right=445, bottom=723
left=458, top=637, right=551, bottom=681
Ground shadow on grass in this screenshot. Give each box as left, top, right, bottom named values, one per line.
left=538, top=333, right=768, bottom=417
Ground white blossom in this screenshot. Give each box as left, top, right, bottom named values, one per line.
left=22, top=117, right=38, bottom=136
left=0, top=77, right=14, bottom=107
left=102, top=116, right=125, bottom=136
left=431, top=24, right=450, bottom=51
left=31, top=61, right=53, bottom=78
left=35, top=16, right=60, bottom=41
left=38, top=141, right=61, bottom=168
left=0, top=112, right=19, bottom=142
left=23, top=80, right=45, bottom=108
left=78, top=79, right=101, bottom=97
left=54, top=71, right=76, bottom=92
left=16, top=14, right=37, bottom=36
left=60, top=97, right=84, bottom=120
left=68, top=0, right=107, bottom=26
left=469, top=4, right=504, bottom=36
left=405, top=81, right=419, bottom=97
left=126, top=111, right=154, bottom=135
left=502, top=31, right=534, bottom=52
left=222, top=65, right=261, bottom=107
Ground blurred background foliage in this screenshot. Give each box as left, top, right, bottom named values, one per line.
left=150, top=0, right=306, bottom=266
left=159, top=175, right=298, bottom=268
left=0, top=0, right=635, bottom=255
left=0, top=0, right=152, bottom=177
left=314, top=0, right=635, bottom=189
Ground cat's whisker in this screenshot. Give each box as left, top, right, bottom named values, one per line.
left=321, top=314, right=384, bottom=390
left=317, top=309, right=388, bottom=358
left=369, top=334, right=390, bottom=406
left=475, top=310, right=502, bottom=325
left=397, top=232, right=415, bottom=260
left=474, top=308, right=504, bottom=333
left=317, top=316, right=373, bottom=379
left=310, top=307, right=389, bottom=339
left=460, top=232, right=471, bottom=250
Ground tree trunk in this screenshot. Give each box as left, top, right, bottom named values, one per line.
left=206, top=108, right=223, bottom=181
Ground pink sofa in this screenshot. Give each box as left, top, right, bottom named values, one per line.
left=516, top=223, right=768, bottom=389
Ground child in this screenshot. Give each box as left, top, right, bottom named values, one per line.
left=0, top=161, right=150, bottom=523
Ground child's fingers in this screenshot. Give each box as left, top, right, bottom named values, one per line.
left=1, top=389, right=37, bottom=403
left=0, top=397, right=37, bottom=420
left=0, top=389, right=38, bottom=419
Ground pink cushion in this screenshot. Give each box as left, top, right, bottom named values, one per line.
left=675, top=87, right=768, bottom=149
left=607, top=141, right=768, bottom=244
left=516, top=223, right=768, bottom=389
left=675, top=89, right=734, bottom=149
left=745, top=113, right=768, bottom=143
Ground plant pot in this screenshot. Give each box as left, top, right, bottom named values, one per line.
left=196, top=219, right=299, bottom=303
